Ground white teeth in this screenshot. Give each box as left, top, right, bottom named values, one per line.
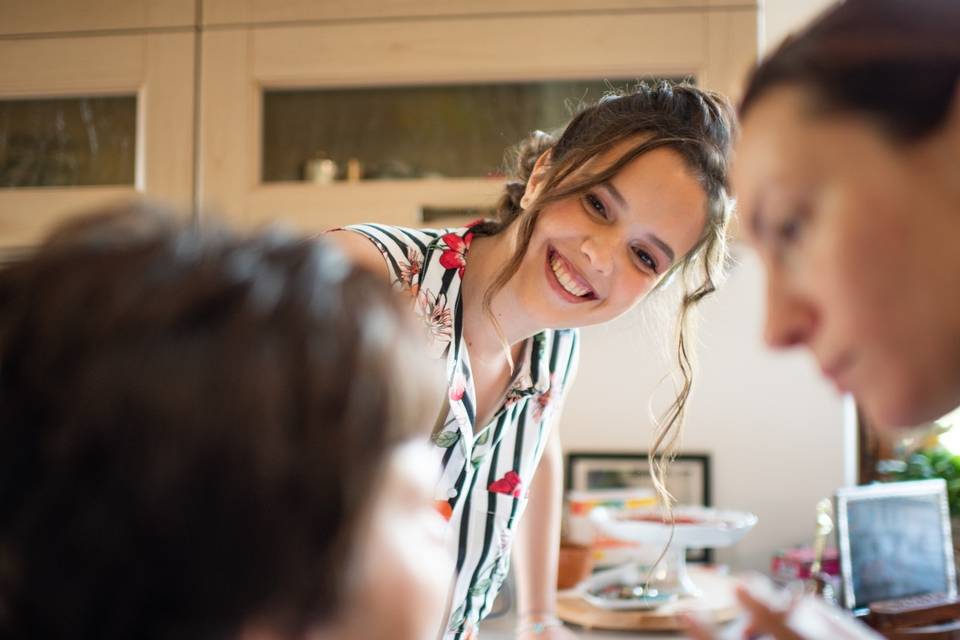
left=550, top=253, right=590, bottom=297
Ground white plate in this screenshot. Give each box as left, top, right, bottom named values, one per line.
left=590, top=505, right=758, bottom=548
left=577, top=563, right=680, bottom=611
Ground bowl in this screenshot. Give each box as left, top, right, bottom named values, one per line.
left=590, top=505, right=758, bottom=548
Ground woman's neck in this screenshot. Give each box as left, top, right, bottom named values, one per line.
left=460, top=228, right=540, bottom=367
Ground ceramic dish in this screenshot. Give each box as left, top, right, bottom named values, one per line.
left=589, top=505, right=758, bottom=548
left=577, top=563, right=680, bottom=611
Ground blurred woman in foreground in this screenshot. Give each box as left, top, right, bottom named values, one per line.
left=691, top=0, right=960, bottom=637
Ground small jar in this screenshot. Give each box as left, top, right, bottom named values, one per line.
left=304, top=154, right=337, bottom=184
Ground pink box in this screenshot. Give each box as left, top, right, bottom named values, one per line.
left=771, top=546, right=839, bottom=581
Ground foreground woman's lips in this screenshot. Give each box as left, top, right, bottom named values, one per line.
left=821, top=354, right=855, bottom=391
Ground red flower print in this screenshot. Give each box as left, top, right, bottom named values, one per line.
left=449, top=373, right=466, bottom=402
left=435, top=500, right=453, bottom=521
left=533, top=374, right=558, bottom=421
left=438, top=231, right=473, bottom=278
left=489, top=470, right=523, bottom=498
left=533, top=388, right=552, bottom=421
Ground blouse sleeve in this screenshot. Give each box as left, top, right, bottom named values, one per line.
left=339, top=223, right=436, bottom=295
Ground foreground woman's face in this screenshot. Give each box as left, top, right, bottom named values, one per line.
left=733, top=85, right=960, bottom=427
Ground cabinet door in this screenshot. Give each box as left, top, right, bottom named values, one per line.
left=199, top=7, right=756, bottom=233
left=0, top=32, right=195, bottom=248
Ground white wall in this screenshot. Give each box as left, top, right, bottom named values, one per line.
left=762, top=0, right=837, bottom=53
left=559, top=247, right=847, bottom=572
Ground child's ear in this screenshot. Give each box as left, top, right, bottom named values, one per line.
left=519, top=150, right=552, bottom=210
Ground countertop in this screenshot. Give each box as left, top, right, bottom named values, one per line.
left=480, top=610, right=688, bottom=639
left=477, top=566, right=739, bottom=640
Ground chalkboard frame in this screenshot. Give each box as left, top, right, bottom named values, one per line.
left=835, top=478, right=957, bottom=611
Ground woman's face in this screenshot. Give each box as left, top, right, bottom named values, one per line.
left=514, top=141, right=707, bottom=330
left=734, top=85, right=960, bottom=427
left=330, top=441, right=452, bottom=640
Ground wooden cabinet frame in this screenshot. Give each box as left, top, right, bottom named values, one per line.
left=199, top=6, right=757, bottom=232
left=0, top=32, right=196, bottom=247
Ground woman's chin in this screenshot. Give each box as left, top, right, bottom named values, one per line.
left=859, top=381, right=960, bottom=431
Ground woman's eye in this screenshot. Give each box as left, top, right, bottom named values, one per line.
left=776, top=216, right=804, bottom=244
left=634, top=248, right=658, bottom=273
left=774, top=202, right=813, bottom=246
left=584, top=193, right=607, bottom=218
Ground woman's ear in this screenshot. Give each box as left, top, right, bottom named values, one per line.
left=519, top=150, right=552, bottom=210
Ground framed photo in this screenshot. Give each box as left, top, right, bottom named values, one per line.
left=835, top=478, right=956, bottom=612
left=565, top=451, right=712, bottom=562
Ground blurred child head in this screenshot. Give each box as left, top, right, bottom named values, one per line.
left=0, top=204, right=449, bottom=640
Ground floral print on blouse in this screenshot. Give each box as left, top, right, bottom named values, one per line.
left=344, top=223, right=579, bottom=639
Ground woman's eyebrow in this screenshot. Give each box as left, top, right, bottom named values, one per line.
left=600, top=182, right=627, bottom=209
left=647, top=233, right=675, bottom=264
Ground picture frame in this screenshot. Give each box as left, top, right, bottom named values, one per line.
left=565, top=451, right=712, bottom=562
left=835, top=478, right=957, bottom=612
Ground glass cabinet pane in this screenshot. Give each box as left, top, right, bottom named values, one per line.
left=0, top=96, right=137, bottom=188
left=262, top=79, right=685, bottom=183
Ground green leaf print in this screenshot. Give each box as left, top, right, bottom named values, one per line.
left=475, top=429, right=490, bottom=446
left=447, top=603, right=466, bottom=631
left=470, top=578, right=492, bottom=595
left=432, top=430, right=459, bottom=448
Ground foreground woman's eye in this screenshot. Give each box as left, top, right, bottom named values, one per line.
left=584, top=193, right=608, bottom=218
left=778, top=217, right=802, bottom=243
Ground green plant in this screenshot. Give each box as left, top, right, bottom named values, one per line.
left=885, top=445, right=960, bottom=516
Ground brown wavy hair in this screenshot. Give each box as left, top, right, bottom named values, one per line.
left=740, top=0, right=960, bottom=141
left=472, top=81, right=737, bottom=507
left=0, top=204, right=436, bottom=640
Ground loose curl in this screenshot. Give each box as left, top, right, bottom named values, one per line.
left=474, top=81, right=737, bottom=513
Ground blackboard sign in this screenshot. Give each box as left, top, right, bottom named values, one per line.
left=836, top=479, right=957, bottom=611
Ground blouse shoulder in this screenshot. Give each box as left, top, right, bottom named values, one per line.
left=339, top=223, right=445, bottom=284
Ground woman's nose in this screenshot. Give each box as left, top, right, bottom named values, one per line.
left=580, top=235, right=614, bottom=275
left=764, top=276, right=817, bottom=349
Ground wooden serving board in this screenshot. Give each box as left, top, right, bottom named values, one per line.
left=557, top=567, right=739, bottom=631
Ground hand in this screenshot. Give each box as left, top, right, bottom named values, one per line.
left=734, top=584, right=805, bottom=640
left=681, top=585, right=805, bottom=640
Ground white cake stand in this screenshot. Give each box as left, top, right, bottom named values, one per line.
left=587, top=505, right=757, bottom=604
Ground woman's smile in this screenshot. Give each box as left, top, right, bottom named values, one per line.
left=546, top=246, right=597, bottom=302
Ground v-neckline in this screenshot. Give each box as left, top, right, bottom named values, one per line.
left=467, top=338, right=531, bottom=435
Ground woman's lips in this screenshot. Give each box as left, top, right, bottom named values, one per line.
left=545, top=247, right=597, bottom=303
left=821, top=354, right=855, bottom=392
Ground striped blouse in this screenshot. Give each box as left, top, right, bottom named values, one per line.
left=344, top=223, right=579, bottom=639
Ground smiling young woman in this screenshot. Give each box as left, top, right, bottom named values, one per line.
left=327, top=81, right=736, bottom=640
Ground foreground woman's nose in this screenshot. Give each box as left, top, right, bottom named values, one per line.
left=764, top=278, right=817, bottom=349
